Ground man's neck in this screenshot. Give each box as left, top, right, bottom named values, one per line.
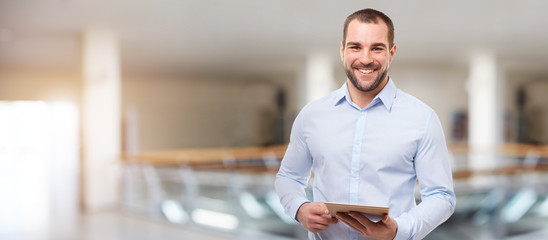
left=347, top=78, right=388, bottom=109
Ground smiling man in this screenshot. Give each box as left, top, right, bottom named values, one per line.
left=342, top=13, right=394, bottom=108
left=275, top=8, right=456, bottom=240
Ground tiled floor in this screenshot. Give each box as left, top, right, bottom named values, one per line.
left=3, top=208, right=548, bottom=240
left=0, top=210, right=294, bottom=240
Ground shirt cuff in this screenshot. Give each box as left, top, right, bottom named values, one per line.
left=288, top=198, right=310, bottom=222
left=393, top=214, right=413, bottom=240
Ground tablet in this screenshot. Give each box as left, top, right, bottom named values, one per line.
left=324, top=202, right=389, bottom=222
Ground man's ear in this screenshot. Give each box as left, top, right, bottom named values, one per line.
left=340, top=41, right=345, bottom=62
left=389, top=43, right=397, bottom=63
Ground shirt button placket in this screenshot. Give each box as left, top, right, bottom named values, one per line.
left=349, top=110, right=367, bottom=205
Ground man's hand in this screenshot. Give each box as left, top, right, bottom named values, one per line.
left=336, top=212, right=397, bottom=240
left=296, top=202, right=339, bottom=232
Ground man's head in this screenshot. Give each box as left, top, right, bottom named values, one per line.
left=343, top=8, right=394, bottom=50
left=340, top=8, right=396, bottom=94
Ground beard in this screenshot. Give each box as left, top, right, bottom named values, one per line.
left=345, top=62, right=388, bottom=92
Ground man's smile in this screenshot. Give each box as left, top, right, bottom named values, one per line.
left=357, top=68, right=375, bottom=74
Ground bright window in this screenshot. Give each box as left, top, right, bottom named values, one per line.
left=0, top=101, right=79, bottom=235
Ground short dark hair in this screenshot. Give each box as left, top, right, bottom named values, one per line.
left=342, top=8, right=395, bottom=49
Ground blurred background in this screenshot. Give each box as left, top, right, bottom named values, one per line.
left=1, top=0, right=548, bottom=239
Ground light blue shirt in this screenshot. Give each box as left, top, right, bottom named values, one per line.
left=275, top=79, right=456, bottom=240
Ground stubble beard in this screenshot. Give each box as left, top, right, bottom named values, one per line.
left=345, top=65, right=388, bottom=92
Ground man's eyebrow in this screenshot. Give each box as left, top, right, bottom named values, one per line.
left=345, top=42, right=387, bottom=48
left=345, top=41, right=361, bottom=46
left=372, top=43, right=388, bottom=48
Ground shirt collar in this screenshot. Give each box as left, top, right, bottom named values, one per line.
left=334, top=77, right=397, bottom=111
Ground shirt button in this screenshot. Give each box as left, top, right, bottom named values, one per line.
left=352, top=173, right=358, bottom=178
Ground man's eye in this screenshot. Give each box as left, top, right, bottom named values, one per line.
left=350, top=46, right=360, bottom=50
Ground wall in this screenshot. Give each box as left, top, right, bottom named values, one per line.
left=122, top=74, right=295, bottom=151
left=0, top=70, right=80, bottom=102
left=506, top=69, right=548, bottom=144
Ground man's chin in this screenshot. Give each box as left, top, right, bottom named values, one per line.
left=356, top=79, right=377, bottom=91
left=352, top=77, right=385, bottom=92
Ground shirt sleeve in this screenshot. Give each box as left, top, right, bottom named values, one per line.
left=275, top=109, right=314, bottom=221
left=394, top=112, right=456, bottom=240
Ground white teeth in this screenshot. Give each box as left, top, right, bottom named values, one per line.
left=358, top=69, right=374, bottom=74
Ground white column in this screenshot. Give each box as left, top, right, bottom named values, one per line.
left=297, top=53, right=336, bottom=108
left=82, top=28, right=121, bottom=211
left=468, top=52, right=504, bottom=169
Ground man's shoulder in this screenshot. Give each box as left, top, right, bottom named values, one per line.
left=394, top=89, right=435, bottom=115
left=301, top=88, right=343, bottom=113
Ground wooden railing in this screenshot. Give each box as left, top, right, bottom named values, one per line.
left=121, top=143, right=548, bottom=176
left=121, top=145, right=287, bottom=172
left=450, top=143, right=548, bottom=179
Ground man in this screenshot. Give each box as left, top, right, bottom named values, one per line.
left=275, top=8, right=455, bottom=240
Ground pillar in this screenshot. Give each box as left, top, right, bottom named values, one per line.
left=82, top=28, right=121, bottom=211
left=297, top=53, right=336, bottom=108
left=468, top=52, right=505, bottom=169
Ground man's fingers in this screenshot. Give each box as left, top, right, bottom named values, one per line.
left=296, top=202, right=343, bottom=234
left=308, top=223, right=328, bottom=232
left=299, top=202, right=341, bottom=233
left=337, top=212, right=398, bottom=239
left=337, top=213, right=364, bottom=233
left=311, top=214, right=338, bottom=226
left=336, top=213, right=363, bottom=229
left=349, top=211, right=375, bottom=228
left=308, top=216, right=337, bottom=232
left=381, top=214, right=396, bottom=224
left=378, top=214, right=396, bottom=228
left=315, top=202, right=330, bottom=215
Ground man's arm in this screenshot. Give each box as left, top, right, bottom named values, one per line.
left=275, top=110, right=339, bottom=232
left=274, top=110, right=313, bottom=221
left=394, top=112, right=456, bottom=240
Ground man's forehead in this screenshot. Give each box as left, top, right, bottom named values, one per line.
left=345, top=20, right=389, bottom=44
left=347, top=19, right=389, bottom=32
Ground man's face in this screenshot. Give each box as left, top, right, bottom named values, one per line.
left=340, top=19, right=396, bottom=93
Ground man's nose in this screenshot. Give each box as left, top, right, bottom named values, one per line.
left=359, top=51, right=374, bottom=65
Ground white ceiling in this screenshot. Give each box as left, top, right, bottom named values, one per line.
left=1, top=0, right=548, bottom=76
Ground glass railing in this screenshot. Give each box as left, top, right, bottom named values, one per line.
left=120, top=144, right=548, bottom=239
